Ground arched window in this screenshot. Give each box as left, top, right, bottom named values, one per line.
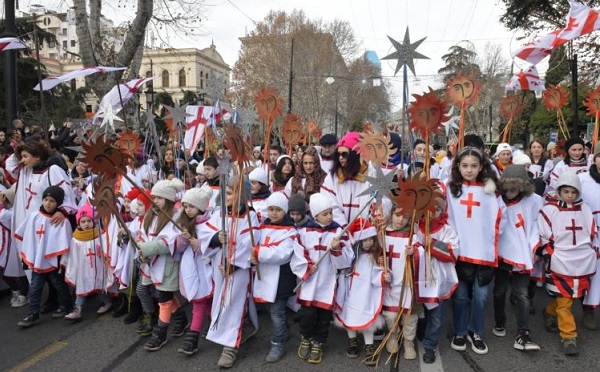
left=145, top=70, right=153, bottom=90
left=162, top=70, right=170, bottom=88
left=178, top=68, right=186, bottom=87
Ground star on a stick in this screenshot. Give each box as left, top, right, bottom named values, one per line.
left=163, top=102, right=192, bottom=126
left=99, top=104, right=123, bottom=133
left=357, top=166, right=397, bottom=203
left=381, top=27, right=429, bottom=77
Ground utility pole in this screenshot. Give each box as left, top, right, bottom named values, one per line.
left=569, top=41, right=579, bottom=137
left=288, top=38, right=294, bottom=114
left=3, top=0, right=17, bottom=131
left=32, top=16, right=47, bottom=137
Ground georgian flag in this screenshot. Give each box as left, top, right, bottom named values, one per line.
left=93, top=77, right=155, bottom=123
left=184, top=105, right=210, bottom=152
left=506, top=65, right=545, bottom=92
left=0, top=37, right=27, bottom=52
left=33, top=66, right=126, bottom=91
left=514, top=1, right=600, bottom=64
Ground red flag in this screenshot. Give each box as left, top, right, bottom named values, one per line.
left=506, top=65, right=545, bottom=92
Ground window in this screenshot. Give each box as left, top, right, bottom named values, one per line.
left=62, top=28, right=67, bottom=36
left=178, top=69, right=186, bottom=87
left=70, top=79, right=76, bottom=91
left=86, top=104, right=93, bottom=113
left=162, top=70, right=170, bottom=88
left=49, top=41, right=56, bottom=48
left=62, top=53, right=68, bottom=59
left=70, top=40, right=76, bottom=47
left=62, top=40, right=67, bottom=49
left=49, top=53, right=58, bottom=59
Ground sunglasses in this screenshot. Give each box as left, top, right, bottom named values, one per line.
left=338, top=151, right=349, bottom=159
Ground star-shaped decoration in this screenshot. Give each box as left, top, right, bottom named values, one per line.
left=443, top=115, right=459, bottom=138
left=207, top=74, right=227, bottom=103
left=163, top=102, right=192, bottom=126
left=235, top=107, right=258, bottom=135
left=145, top=110, right=156, bottom=129
left=381, top=27, right=429, bottom=77
left=99, top=104, right=123, bottom=133
left=357, top=166, right=397, bottom=203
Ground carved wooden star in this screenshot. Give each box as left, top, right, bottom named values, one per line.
left=357, top=166, right=397, bottom=203
left=381, top=27, right=429, bottom=77
left=163, top=102, right=192, bottom=126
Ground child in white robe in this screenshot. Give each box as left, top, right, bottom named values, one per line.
left=15, top=186, right=72, bottom=327
left=291, top=192, right=353, bottom=364
left=248, top=167, right=271, bottom=222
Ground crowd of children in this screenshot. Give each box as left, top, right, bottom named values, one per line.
left=2, top=131, right=600, bottom=369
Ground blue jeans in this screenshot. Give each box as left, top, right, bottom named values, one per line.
left=452, top=275, right=490, bottom=336
left=423, top=300, right=448, bottom=350
left=29, top=269, right=71, bottom=314
left=269, top=298, right=289, bottom=343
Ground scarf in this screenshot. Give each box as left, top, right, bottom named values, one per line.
left=567, top=156, right=586, bottom=166
left=590, top=164, right=600, bottom=184
left=493, top=158, right=510, bottom=172
left=73, top=227, right=99, bottom=241
left=291, top=147, right=327, bottom=201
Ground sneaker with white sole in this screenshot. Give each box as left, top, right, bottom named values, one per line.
left=492, top=326, right=506, bottom=337
left=451, top=335, right=467, bottom=351
left=514, top=331, right=540, bottom=351
left=467, top=332, right=489, bottom=355
left=10, top=291, right=19, bottom=306
left=11, top=295, right=28, bottom=308
left=65, top=307, right=82, bottom=320
left=97, top=302, right=112, bottom=314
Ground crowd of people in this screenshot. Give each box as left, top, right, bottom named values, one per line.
left=1, top=117, right=600, bottom=368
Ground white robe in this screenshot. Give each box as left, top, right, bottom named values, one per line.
left=138, top=218, right=179, bottom=286
left=291, top=222, right=353, bottom=309
left=579, top=171, right=600, bottom=306
left=321, top=172, right=373, bottom=226
left=63, top=231, right=111, bottom=296
left=529, top=158, right=554, bottom=182
left=179, top=216, right=214, bottom=302
left=252, top=222, right=297, bottom=303
left=382, top=231, right=416, bottom=312
left=446, top=181, right=506, bottom=267
left=549, top=160, right=588, bottom=191
left=114, top=216, right=143, bottom=288
left=0, top=209, right=15, bottom=274
left=14, top=210, right=72, bottom=273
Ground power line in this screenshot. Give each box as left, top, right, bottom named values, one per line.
left=225, top=0, right=257, bottom=26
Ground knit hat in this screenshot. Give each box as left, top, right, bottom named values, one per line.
left=182, top=185, right=213, bottom=211
left=288, top=194, right=307, bottom=216
left=556, top=170, right=582, bottom=197
left=249, top=167, right=269, bottom=185
left=196, top=160, right=205, bottom=175
left=42, top=186, right=64, bottom=206
left=266, top=192, right=289, bottom=213
left=565, top=136, right=585, bottom=153
left=309, top=193, right=332, bottom=217
left=253, top=145, right=262, bottom=153
left=494, top=143, right=512, bottom=157
left=124, top=188, right=140, bottom=201
left=319, top=133, right=338, bottom=145
left=512, top=151, right=531, bottom=165
left=547, top=142, right=557, bottom=151
left=76, top=204, right=94, bottom=225
left=501, top=164, right=529, bottom=181
left=151, top=178, right=184, bottom=202
left=1, top=185, right=15, bottom=205
left=337, top=132, right=360, bottom=151
left=348, top=217, right=377, bottom=243
left=135, top=190, right=153, bottom=212
left=276, top=155, right=292, bottom=167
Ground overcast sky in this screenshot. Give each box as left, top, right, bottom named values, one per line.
left=13, top=0, right=545, bottom=109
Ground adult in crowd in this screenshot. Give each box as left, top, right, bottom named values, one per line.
left=318, top=134, right=337, bottom=173
left=285, top=146, right=327, bottom=203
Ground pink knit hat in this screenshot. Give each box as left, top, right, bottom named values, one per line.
left=337, top=132, right=360, bottom=151
left=76, top=204, right=95, bottom=225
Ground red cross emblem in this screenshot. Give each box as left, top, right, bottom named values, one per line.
left=515, top=213, right=525, bottom=229
left=35, top=224, right=45, bottom=239
left=86, top=248, right=95, bottom=268
left=460, top=192, right=481, bottom=218
left=565, top=218, right=583, bottom=245
left=387, top=244, right=401, bottom=270
left=25, top=183, right=38, bottom=209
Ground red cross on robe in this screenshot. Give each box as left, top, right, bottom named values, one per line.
left=25, top=183, right=38, bottom=209
left=387, top=244, right=401, bottom=270
left=86, top=248, right=95, bottom=268
left=35, top=224, right=45, bottom=239
left=565, top=218, right=583, bottom=245
left=460, top=192, right=481, bottom=218
left=515, top=213, right=525, bottom=229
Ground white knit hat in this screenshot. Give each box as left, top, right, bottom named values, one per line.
left=266, top=192, right=289, bottom=213
left=556, top=170, right=581, bottom=196
left=494, top=143, right=512, bottom=157
left=249, top=167, right=269, bottom=185
left=276, top=155, right=292, bottom=167
left=196, top=160, right=205, bottom=175
left=182, top=185, right=213, bottom=211
left=512, top=151, right=531, bottom=165
left=151, top=178, right=185, bottom=202
left=309, top=193, right=332, bottom=217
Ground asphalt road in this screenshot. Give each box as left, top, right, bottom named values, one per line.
left=2, top=285, right=600, bottom=371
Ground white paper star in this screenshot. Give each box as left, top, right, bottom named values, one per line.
left=443, top=116, right=459, bottom=138
left=163, top=102, right=192, bottom=127
left=357, top=167, right=397, bottom=203
left=99, top=104, right=123, bottom=133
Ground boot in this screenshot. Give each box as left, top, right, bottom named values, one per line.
left=144, top=322, right=168, bottom=351
left=135, top=312, right=154, bottom=336
left=112, top=293, right=128, bottom=318
left=171, top=307, right=189, bottom=337
left=583, top=307, right=598, bottom=330
left=403, top=339, right=417, bottom=360
left=123, top=298, right=143, bottom=325
left=177, top=331, right=200, bottom=356
left=385, top=332, right=399, bottom=354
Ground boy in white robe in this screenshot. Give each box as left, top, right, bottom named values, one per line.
left=15, top=186, right=72, bottom=327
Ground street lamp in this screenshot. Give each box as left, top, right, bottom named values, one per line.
left=326, top=76, right=338, bottom=136
left=145, top=87, right=155, bottom=112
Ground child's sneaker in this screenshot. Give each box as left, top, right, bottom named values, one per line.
left=364, top=344, right=376, bottom=366
left=18, top=312, right=40, bottom=328
left=467, top=331, right=488, bottom=355
left=52, top=306, right=69, bottom=318
left=308, top=341, right=323, bottom=364
left=450, top=335, right=467, bottom=351
left=11, top=295, right=28, bottom=308
left=403, top=339, right=417, bottom=360
left=562, top=338, right=578, bottom=356
left=297, top=337, right=311, bottom=360
left=97, top=302, right=112, bottom=314
left=9, top=290, right=19, bottom=306
left=492, top=325, right=506, bottom=337
left=423, top=348, right=436, bottom=364
left=514, top=331, right=540, bottom=351
left=217, top=346, right=238, bottom=368
left=65, top=307, right=82, bottom=320
left=346, top=337, right=359, bottom=358
left=265, top=342, right=284, bottom=363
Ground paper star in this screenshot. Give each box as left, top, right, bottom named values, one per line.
left=235, top=107, right=257, bottom=134
left=357, top=166, right=397, bottom=203
left=207, top=74, right=227, bottom=103
left=163, top=102, right=192, bottom=126
left=145, top=110, right=156, bottom=129
left=99, top=104, right=123, bottom=133
left=442, top=116, right=459, bottom=138
left=381, top=27, right=429, bottom=77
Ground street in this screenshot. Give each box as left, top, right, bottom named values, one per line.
left=2, top=285, right=600, bottom=371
